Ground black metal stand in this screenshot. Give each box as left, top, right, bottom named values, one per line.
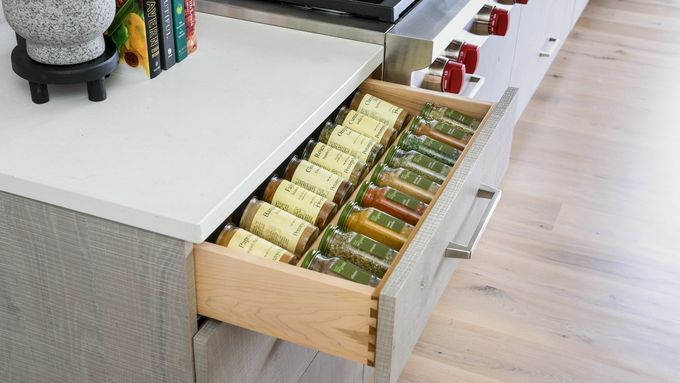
left=10, top=34, right=119, bottom=104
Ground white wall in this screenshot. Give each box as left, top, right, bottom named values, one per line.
left=0, top=2, right=5, bottom=24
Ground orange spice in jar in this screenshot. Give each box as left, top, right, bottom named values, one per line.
left=350, top=90, right=410, bottom=132
left=334, top=106, right=398, bottom=147
left=263, top=177, right=337, bottom=229
left=283, top=156, right=354, bottom=205
left=355, top=181, right=428, bottom=226
left=337, top=202, right=413, bottom=250
left=216, top=223, right=297, bottom=264
left=301, top=140, right=368, bottom=185
left=408, top=115, right=474, bottom=150
left=240, top=198, right=319, bottom=256
left=370, top=163, right=440, bottom=204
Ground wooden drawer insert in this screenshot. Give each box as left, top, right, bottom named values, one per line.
left=194, top=80, right=518, bottom=383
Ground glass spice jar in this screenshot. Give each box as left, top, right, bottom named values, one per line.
left=300, top=249, right=381, bottom=287
left=334, top=106, right=398, bottom=147
left=240, top=198, right=319, bottom=256
left=216, top=223, right=297, bottom=264
left=371, top=163, right=440, bottom=204
left=397, top=131, right=462, bottom=166
left=302, top=140, right=368, bottom=185
left=420, top=102, right=480, bottom=131
left=319, top=225, right=394, bottom=277
left=355, top=181, right=427, bottom=226
left=263, top=177, right=337, bottom=229
left=349, top=90, right=410, bottom=132
left=283, top=156, right=354, bottom=205
left=338, top=202, right=413, bottom=250
left=384, top=146, right=451, bottom=184
left=408, top=115, right=474, bottom=150
left=318, top=121, right=383, bottom=165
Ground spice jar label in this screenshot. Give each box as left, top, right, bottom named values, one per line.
left=357, top=94, right=402, bottom=129
left=386, top=189, right=421, bottom=211
left=411, top=153, right=447, bottom=174
left=327, top=125, right=378, bottom=163
left=351, top=234, right=392, bottom=260
left=342, top=110, right=390, bottom=141
left=422, top=136, right=460, bottom=159
left=332, top=259, right=373, bottom=285
left=227, top=229, right=287, bottom=261
left=433, top=121, right=466, bottom=140
left=271, top=180, right=325, bottom=224
left=399, top=171, right=436, bottom=191
left=368, top=210, right=405, bottom=234
left=309, top=143, right=358, bottom=181
left=291, top=160, right=343, bottom=200
left=441, top=108, right=475, bottom=127
left=251, top=204, right=308, bottom=253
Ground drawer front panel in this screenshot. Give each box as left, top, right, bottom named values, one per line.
left=374, top=88, right=518, bottom=383
left=194, top=319, right=317, bottom=383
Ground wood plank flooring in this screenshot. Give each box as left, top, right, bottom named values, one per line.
left=400, top=1, right=680, bottom=382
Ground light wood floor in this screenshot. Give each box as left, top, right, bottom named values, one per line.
left=400, top=1, right=680, bottom=382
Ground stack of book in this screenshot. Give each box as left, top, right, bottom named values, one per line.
left=107, top=0, right=199, bottom=78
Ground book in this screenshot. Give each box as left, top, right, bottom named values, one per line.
left=184, top=0, right=198, bottom=54
left=171, top=0, right=188, bottom=62
left=107, top=0, right=161, bottom=78
left=144, top=0, right=162, bottom=78
left=157, top=0, right=176, bottom=70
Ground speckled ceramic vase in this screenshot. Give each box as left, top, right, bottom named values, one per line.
left=2, top=0, right=115, bottom=65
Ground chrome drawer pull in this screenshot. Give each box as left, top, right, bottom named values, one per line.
left=539, top=37, right=560, bottom=58
left=445, top=185, right=501, bottom=259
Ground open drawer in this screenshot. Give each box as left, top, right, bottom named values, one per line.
left=193, top=80, right=518, bottom=383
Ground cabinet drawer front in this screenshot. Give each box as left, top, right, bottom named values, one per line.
left=194, top=80, right=517, bottom=383
left=194, top=319, right=317, bottom=383
left=373, top=88, right=517, bottom=383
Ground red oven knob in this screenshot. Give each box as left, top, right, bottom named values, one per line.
left=497, top=0, right=527, bottom=4
left=444, top=40, right=479, bottom=74
left=472, top=5, right=510, bottom=36
left=442, top=61, right=466, bottom=94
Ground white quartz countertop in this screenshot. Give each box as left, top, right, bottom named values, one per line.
left=0, top=13, right=383, bottom=243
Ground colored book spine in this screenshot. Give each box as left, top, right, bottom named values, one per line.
left=171, top=0, right=188, bottom=62
left=184, top=0, right=198, bottom=54
left=144, top=0, right=162, bottom=78
left=157, top=0, right=176, bottom=70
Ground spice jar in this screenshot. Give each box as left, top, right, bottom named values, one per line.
left=240, top=198, right=319, bottom=256
left=371, top=163, right=441, bottom=204
left=300, top=250, right=381, bottom=287
left=408, top=115, right=473, bottom=150
left=349, top=90, right=409, bottom=131
left=302, top=140, right=368, bottom=185
left=318, top=122, right=383, bottom=165
left=319, top=225, right=394, bottom=277
left=263, top=177, right=337, bottom=229
left=334, top=106, right=398, bottom=147
left=216, top=223, right=297, bottom=264
left=420, top=102, right=479, bottom=131
left=338, top=202, right=413, bottom=250
left=355, top=181, right=427, bottom=226
left=384, top=146, right=451, bottom=184
left=397, top=131, right=462, bottom=166
left=283, top=156, right=354, bottom=205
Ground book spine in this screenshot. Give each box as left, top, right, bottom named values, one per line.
left=157, top=0, right=176, bottom=70
left=144, top=0, right=162, bottom=78
left=183, top=0, right=197, bottom=54
left=171, top=0, right=188, bottom=62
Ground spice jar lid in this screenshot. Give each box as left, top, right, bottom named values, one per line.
left=337, top=202, right=358, bottom=230
left=300, top=249, right=321, bottom=269
left=319, top=225, right=338, bottom=254
left=334, top=106, right=350, bottom=126
left=397, top=131, right=412, bottom=148
left=355, top=181, right=372, bottom=205
left=420, top=102, right=434, bottom=118
left=370, top=162, right=386, bottom=184
left=384, top=146, right=398, bottom=165
left=407, top=115, right=423, bottom=133
left=459, top=43, right=479, bottom=74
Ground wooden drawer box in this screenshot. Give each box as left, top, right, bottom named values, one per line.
left=193, top=80, right=518, bottom=383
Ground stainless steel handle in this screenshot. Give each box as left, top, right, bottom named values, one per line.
left=539, top=37, right=560, bottom=58
left=445, top=185, right=501, bottom=259
left=464, top=75, right=486, bottom=98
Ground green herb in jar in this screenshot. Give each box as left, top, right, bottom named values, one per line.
left=397, top=131, right=461, bottom=166
left=300, top=249, right=381, bottom=287
left=384, top=146, right=451, bottom=184
left=319, top=225, right=395, bottom=277
left=420, top=102, right=479, bottom=131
